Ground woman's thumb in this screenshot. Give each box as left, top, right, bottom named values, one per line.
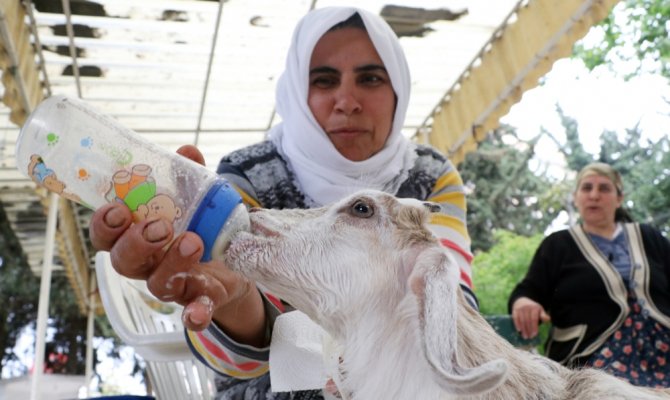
left=540, top=310, right=551, bottom=323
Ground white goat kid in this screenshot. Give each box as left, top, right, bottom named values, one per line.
left=224, top=190, right=670, bottom=400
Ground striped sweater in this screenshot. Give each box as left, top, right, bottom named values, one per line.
left=185, top=140, right=475, bottom=393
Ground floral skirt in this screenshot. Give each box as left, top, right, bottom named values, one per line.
left=585, top=294, right=670, bottom=388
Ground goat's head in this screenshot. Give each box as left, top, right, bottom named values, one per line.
left=225, top=190, right=507, bottom=395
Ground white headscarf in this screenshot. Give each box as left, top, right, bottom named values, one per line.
left=269, top=6, right=417, bottom=207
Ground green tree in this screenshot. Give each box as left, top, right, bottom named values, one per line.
left=45, top=275, right=98, bottom=375
left=0, top=202, right=92, bottom=378
left=546, top=109, right=670, bottom=235
left=460, top=126, right=564, bottom=252
left=598, top=129, right=670, bottom=233
left=0, top=201, right=141, bottom=387
left=0, top=202, right=40, bottom=378
left=571, top=0, right=670, bottom=232
left=574, top=0, right=670, bottom=79
left=472, top=230, right=544, bottom=315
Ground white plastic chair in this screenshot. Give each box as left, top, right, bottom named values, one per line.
left=95, top=251, right=215, bottom=400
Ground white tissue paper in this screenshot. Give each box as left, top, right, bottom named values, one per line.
left=269, top=310, right=330, bottom=392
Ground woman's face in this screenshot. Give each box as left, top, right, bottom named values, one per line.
left=574, top=173, right=623, bottom=227
left=308, top=27, right=396, bottom=162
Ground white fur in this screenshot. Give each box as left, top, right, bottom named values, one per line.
left=225, top=190, right=670, bottom=400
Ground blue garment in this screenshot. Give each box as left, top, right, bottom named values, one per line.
left=588, top=228, right=632, bottom=284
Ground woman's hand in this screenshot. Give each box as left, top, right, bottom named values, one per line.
left=511, top=296, right=551, bottom=339
left=89, top=145, right=267, bottom=346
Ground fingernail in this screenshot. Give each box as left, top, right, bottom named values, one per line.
left=179, top=235, right=199, bottom=257
left=184, top=302, right=206, bottom=325
left=189, top=312, right=205, bottom=325
left=103, top=207, right=126, bottom=228
left=182, top=306, right=200, bottom=326
left=144, top=219, right=169, bottom=243
left=188, top=296, right=213, bottom=325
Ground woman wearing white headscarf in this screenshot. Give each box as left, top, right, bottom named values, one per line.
left=90, top=6, right=475, bottom=400
left=268, top=6, right=414, bottom=208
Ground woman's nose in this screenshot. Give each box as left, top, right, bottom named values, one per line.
left=334, top=85, right=362, bottom=115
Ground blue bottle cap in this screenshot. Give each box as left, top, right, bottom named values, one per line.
left=187, top=180, right=242, bottom=261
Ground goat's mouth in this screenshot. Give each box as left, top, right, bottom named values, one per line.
left=249, top=220, right=280, bottom=238
left=223, top=216, right=281, bottom=274
left=224, top=231, right=268, bottom=274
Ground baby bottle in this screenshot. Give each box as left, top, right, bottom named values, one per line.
left=15, top=95, right=249, bottom=262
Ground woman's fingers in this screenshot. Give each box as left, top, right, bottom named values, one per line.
left=146, top=232, right=205, bottom=302
left=109, top=218, right=174, bottom=280
left=511, top=298, right=527, bottom=334
left=524, top=309, right=540, bottom=339
left=182, top=296, right=217, bottom=331
left=512, top=297, right=548, bottom=339
left=89, top=203, right=133, bottom=251
left=90, top=200, right=248, bottom=332
left=176, top=144, right=205, bottom=166
left=90, top=203, right=174, bottom=280
left=539, top=310, right=552, bottom=323
left=143, top=232, right=252, bottom=332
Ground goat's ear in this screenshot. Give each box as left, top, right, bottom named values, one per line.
left=409, top=247, right=508, bottom=396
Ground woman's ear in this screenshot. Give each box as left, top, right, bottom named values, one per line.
left=408, top=247, right=508, bottom=396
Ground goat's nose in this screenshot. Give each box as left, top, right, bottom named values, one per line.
left=423, top=202, right=441, bottom=213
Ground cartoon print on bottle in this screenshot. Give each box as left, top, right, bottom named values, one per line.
left=105, top=164, right=183, bottom=223
left=27, top=154, right=82, bottom=204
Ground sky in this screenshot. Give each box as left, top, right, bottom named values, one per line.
left=501, top=56, right=670, bottom=232
left=503, top=55, right=670, bottom=181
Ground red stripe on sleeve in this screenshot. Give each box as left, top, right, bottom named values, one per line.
left=196, top=331, right=262, bottom=372
left=264, top=292, right=286, bottom=312
left=460, top=269, right=473, bottom=288
left=439, top=238, right=473, bottom=263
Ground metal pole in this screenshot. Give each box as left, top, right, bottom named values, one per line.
left=84, top=272, right=97, bottom=397
left=30, top=193, right=60, bottom=400
left=194, top=0, right=225, bottom=146
left=61, top=0, right=82, bottom=98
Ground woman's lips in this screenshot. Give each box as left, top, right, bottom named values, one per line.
left=328, top=128, right=366, bottom=139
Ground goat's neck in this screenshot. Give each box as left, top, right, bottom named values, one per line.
left=324, top=292, right=568, bottom=400
left=450, top=295, right=569, bottom=399
left=327, top=295, right=445, bottom=400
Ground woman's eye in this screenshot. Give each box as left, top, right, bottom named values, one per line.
left=360, top=74, right=384, bottom=86
left=311, top=75, right=338, bottom=88
left=350, top=200, right=374, bottom=218
left=580, top=184, right=593, bottom=192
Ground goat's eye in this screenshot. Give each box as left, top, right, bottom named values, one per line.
left=350, top=200, right=374, bottom=218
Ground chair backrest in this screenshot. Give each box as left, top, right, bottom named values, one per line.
left=484, top=314, right=541, bottom=351
left=95, top=251, right=215, bottom=400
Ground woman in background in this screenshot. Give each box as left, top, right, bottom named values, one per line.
left=509, top=162, right=670, bottom=388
